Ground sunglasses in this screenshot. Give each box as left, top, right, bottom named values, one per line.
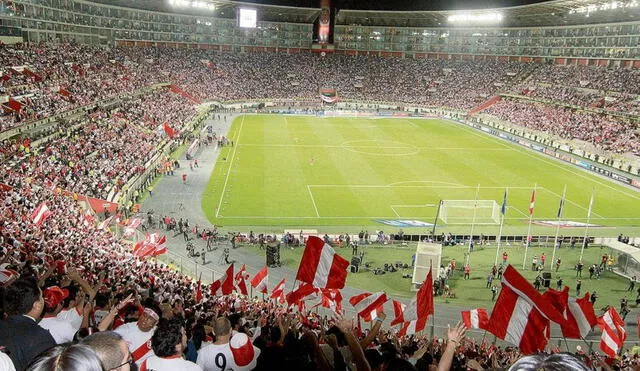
left=111, top=353, right=135, bottom=370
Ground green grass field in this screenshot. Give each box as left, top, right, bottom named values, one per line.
left=202, top=115, right=640, bottom=235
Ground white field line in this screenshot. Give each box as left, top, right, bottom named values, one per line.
left=387, top=181, right=464, bottom=187
left=307, top=185, right=320, bottom=217
left=215, top=214, right=640, bottom=220
left=390, top=204, right=437, bottom=208
left=449, top=119, right=640, bottom=201
left=239, top=143, right=512, bottom=151
left=390, top=206, right=401, bottom=217
left=215, top=115, right=244, bottom=218
left=307, top=185, right=537, bottom=189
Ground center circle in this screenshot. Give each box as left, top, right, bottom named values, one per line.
left=341, top=139, right=420, bottom=156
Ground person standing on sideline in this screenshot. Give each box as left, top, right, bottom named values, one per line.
left=629, top=276, right=637, bottom=292
left=463, top=264, right=471, bottom=280
left=555, top=258, right=562, bottom=272
left=491, top=285, right=498, bottom=301
left=201, top=248, right=206, bottom=265
left=556, top=277, right=563, bottom=290
left=540, top=253, right=546, bottom=269
left=576, top=279, right=582, bottom=297
left=182, top=173, right=187, bottom=184
left=532, top=255, right=538, bottom=271
left=576, top=260, right=584, bottom=277
left=502, top=251, right=508, bottom=266
left=486, top=273, right=493, bottom=288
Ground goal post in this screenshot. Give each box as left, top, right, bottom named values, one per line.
left=439, top=200, right=501, bottom=225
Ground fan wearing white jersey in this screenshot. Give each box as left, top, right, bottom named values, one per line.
left=197, top=317, right=260, bottom=371
left=114, top=305, right=161, bottom=367
left=140, top=318, right=202, bottom=371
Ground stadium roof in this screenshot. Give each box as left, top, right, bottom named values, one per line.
left=88, top=0, right=321, bottom=24
left=334, top=0, right=640, bottom=27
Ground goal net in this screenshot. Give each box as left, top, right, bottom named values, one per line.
left=440, top=200, right=501, bottom=225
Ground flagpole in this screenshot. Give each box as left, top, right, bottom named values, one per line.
left=522, top=184, right=537, bottom=270
left=466, top=184, right=481, bottom=266
left=551, top=185, right=567, bottom=273
left=580, top=190, right=595, bottom=262
left=494, top=188, right=508, bottom=266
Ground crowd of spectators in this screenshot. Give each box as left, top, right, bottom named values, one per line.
left=484, top=99, right=640, bottom=154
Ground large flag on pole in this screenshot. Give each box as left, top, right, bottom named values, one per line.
left=557, top=194, right=565, bottom=219
left=598, top=307, right=626, bottom=358
left=462, top=308, right=489, bottom=330
left=500, top=190, right=507, bottom=216
left=528, top=190, right=536, bottom=216
left=296, top=236, right=349, bottom=289
left=391, top=268, right=434, bottom=336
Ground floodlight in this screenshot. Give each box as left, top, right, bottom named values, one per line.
left=238, top=8, right=257, bottom=28
left=447, top=12, right=503, bottom=24
left=168, top=0, right=215, bottom=11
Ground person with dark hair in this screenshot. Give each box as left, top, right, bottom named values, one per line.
left=38, top=286, right=80, bottom=344
left=0, top=277, right=56, bottom=371
left=26, top=344, right=103, bottom=371
left=113, top=303, right=161, bottom=367
left=508, top=352, right=591, bottom=371
left=81, top=331, right=133, bottom=371
left=141, top=318, right=201, bottom=370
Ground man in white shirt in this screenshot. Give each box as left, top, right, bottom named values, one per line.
left=38, top=286, right=80, bottom=344
left=114, top=305, right=161, bottom=367
left=197, top=317, right=260, bottom=371
left=140, top=318, right=201, bottom=371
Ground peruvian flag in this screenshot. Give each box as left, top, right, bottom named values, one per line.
left=296, top=236, right=349, bottom=289
left=31, top=202, right=52, bottom=227
left=0, top=264, right=20, bottom=285
left=462, top=308, right=489, bottom=330
left=599, top=307, right=626, bottom=358
left=149, top=234, right=167, bottom=256
left=234, top=264, right=250, bottom=296
left=391, top=268, right=434, bottom=336
left=195, top=279, right=203, bottom=303
left=528, top=189, right=536, bottom=216
left=271, top=278, right=286, bottom=300
left=286, top=282, right=318, bottom=305
left=250, top=266, right=269, bottom=294
left=542, top=287, right=598, bottom=339
left=312, top=289, right=343, bottom=314
left=349, top=292, right=388, bottom=322
left=210, top=264, right=235, bottom=296
left=391, top=300, right=406, bottom=324
left=487, top=265, right=566, bottom=354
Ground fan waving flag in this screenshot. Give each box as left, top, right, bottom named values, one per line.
left=31, top=202, right=52, bottom=227
left=349, top=292, right=388, bottom=322
left=210, top=264, right=235, bottom=296
left=250, top=266, right=269, bottom=294
left=542, top=287, right=598, bottom=339
left=235, top=264, right=250, bottom=296
left=296, top=236, right=349, bottom=289
left=462, top=308, right=489, bottom=330
left=599, top=307, right=626, bottom=358
left=487, top=265, right=566, bottom=354
left=391, top=268, right=434, bottom=336
left=271, top=278, right=286, bottom=300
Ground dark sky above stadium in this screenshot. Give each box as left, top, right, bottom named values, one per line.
left=241, top=0, right=552, bottom=11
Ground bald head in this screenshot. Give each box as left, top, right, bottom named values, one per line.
left=214, top=317, right=232, bottom=340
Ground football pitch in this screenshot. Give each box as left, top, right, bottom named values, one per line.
left=202, top=115, right=640, bottom=235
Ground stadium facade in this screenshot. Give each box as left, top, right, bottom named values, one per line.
left=0, top=0, right=638, bottom=64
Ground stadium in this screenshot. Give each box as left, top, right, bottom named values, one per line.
left=0, top=0, right=639, bottom=369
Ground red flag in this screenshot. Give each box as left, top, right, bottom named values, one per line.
left=235, top=264, right=250, bottom=296
left=391, top=268, right=434, bottom=336
left=250, top=266, right=268, bottom=294
left=0, top=265, right=20, bottom=284
left=163, top=122, right=176, bottom=138
left=529, top=189, right=536, bottom=216
left=349, top=292, right=388, bottom=322
left=271, top=278, right=286, bottom=300
left=196, top=281, right=203, bottom=303
left=31, top=202, right=52, bottom=227
left=599, top=307, right=626, bottom=358
left=462, top=308, right=489, bottom=330
left=296, top=236, right=349, bottom=289
left=210, top=264, right=234, bottom=296
left=286, top=282, right=317, bottom=305
left=543, top=287, right=598, bottom=339
left=487, top=265, right=566, bottom=354
left=391, top=300, right=406, bottom=324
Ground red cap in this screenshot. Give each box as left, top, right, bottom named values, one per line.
left=43, top=286, right=69, bottom=309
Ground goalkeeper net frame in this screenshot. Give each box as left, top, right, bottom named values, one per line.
left=439, top=200, right=501, bottom=225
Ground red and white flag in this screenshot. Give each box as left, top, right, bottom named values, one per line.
left=195, top=280, right=203, bottom=303
left=271, top=278, right=286, bottom=300
left=349, top=292, right=388, bottom=322
left=250, top=266, right=268, bottom=294
left=462, top=308, right=489, bottom=330
left=487, top=265, right=566, bottom=354
left=210, top=264, right=235, bottom=296
left=599, top=307, right=626, bottom=358
left=31, top=202, right=52, bottom=227
left=543, top=287, right=598, bottom=339
left=235, top=264, right=250, bottom=296
left=528, top=190, right=536, bottom=216
left=286, top=282, right=318, bottom=306
left=150, top=234, right=167, bottom=256
left=391, top=300, right=406, bottom=324
left=313, top=289, right=343, bottom=314
left=391, top=268, right=434, bottom=336
left=296, top=236, right=349, bottom=289
left=0, top=264, right=19, bottom=285
left=97, top=215, right=115, bottom=230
